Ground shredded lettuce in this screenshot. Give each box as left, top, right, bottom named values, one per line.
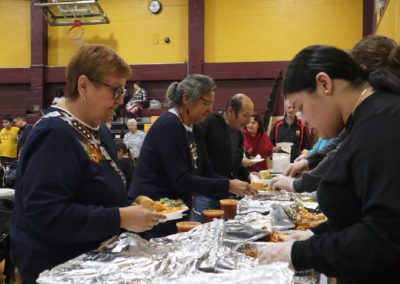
left=159, top=198, right=184, bottom=208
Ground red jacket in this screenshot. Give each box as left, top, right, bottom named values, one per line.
left=242, top=129, right=273, bottom=171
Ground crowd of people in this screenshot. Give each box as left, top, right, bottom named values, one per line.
left=0, top=115, right=32, bottom=188
left=4, top=34, right=400, bottom=283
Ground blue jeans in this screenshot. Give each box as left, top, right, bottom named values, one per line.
left=190, top=195, right=221, bottom=222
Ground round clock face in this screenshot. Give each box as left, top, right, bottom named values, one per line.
left=148, top=1, right=162, bottom=14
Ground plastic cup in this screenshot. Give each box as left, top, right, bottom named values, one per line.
left=202, top=209, right=224, bottom=223
left=219, top=199, right=238, bottom=220
left=176, top=221, right=201, bottom=233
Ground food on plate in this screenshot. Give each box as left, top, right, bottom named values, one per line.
left=250, top=181, right=264, bottom=190
left=134, top=195, right=155, bottom=208
left=241, top=248, right=258, bottom=258
left=159, top=197, right=185, bottom=208
left=264, top=231, right=288, bottom=242
left=295, top=207, right=326, bottom=230
left=259, top=170, right=271, bottom=179
left=134, top=196, right=186, bottom=214
left=257, top=186, right=273, bottom=192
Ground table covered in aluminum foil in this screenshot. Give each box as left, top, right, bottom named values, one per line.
left=37, top=220, right=294, bottom=283
left=37, top=194, right=320, bottom=283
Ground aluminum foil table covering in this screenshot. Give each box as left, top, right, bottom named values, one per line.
left=37, top=220, right=294, bottom=283
left=238, top=195, right=294, bottom=215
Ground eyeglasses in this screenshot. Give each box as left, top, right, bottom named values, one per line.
left=199, top=97, right=214, bottom=108
left=86, top=76, right=127, bottom=100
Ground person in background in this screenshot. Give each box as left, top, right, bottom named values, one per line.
left=105, top=121, right=113, bottom=131
left=115, top=141, right=134, bottom=190
left=125, top=81, right=149, bottom=117
left=10, top=44, right=165, bottom=283
left=129, top=75, right=257, bottom=238
left=258, top=44, right=400, bottom=283
left=51, top=89, right=65, bottom=106
left=269, top=100, right=312, bottom=162
left=0, top=115, right=19, bottom=165
left=3, top=159, right=17, bottom=188
left=191, top=94, right=256, bottom=222
left=242, top=112, right=273, bottom=172
left=123, top=118, right=146, bottom=159
left=307, top=136, right=334, bottom=155
left=13, top=115, right=32, bottom=155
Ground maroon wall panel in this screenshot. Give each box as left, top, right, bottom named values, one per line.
left=0, top=84, right=32, bottom=111
left=188, top=0, right=204, bottom=74
left=0, top=68, right=30, bottom=84
left=363, top=0, right=375, bottom=36
left=212, top=79, right=275, bottom=115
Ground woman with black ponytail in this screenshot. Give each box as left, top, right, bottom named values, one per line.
left=257, top=45, right=400, bottom=284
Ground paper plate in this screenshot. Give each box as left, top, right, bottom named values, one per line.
left=161, top=206, right=189, bottom=222
left=276, top=142, right=293, bottom=154
left=0, top=188, right=15, bottom=198
left=250, top=157, right=265, bottom=163
left=276, top=142, right=293, bottom=148
left=260, top=179, right=271, bottom=186
left=257, top=190, right=281, bottom=196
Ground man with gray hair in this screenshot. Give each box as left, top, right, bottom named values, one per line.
left=123, top=118, right=146, bottom=158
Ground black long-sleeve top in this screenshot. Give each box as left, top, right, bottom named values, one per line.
left=17, top=123, right=32, bottom=154
left=306, top=131, right=346, bottom=169
left=293, top=137, right=345, bottom=193
left=291, top=91, right=400, bottom=284
left=201, top=113, right=249, bottom=182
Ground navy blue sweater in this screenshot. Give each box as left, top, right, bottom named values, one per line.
left=10, top=110, right=127, bottom=282
left=129, top=111, right=229, bottom=209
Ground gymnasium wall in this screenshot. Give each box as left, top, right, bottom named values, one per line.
left=0, top=0, right=369, bottom=116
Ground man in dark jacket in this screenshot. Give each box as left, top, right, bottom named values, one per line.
left=191, top=94, right=255, bottom=222
left=14, top=116, right=32, bottom=155
left=269, top=100, right=312, bottom=162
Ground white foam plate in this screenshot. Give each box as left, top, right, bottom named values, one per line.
left=257, top=190, right=282, bottom=196
left=302, top=202, right=319, bottom=211
left=268, top=169, right=283, bottom=175
left=0, top=188, right=15, bottom=198
left=260, top=179, right=271, bottom=186
left=250, top=158, right=264, bottom=163
left=276, top=142, right=293, bottom=154
left=161, top=206, right=189, bottom=222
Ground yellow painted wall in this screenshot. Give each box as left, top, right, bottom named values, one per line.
left=0, top=0, right=367, bottom=67
left=48, top=0, right=188, bottom=66
left=0, top=0, right=30, bottom=67
left=375, top=0, right=399, bottom=41
left=205, top=0, right=363, bottom=62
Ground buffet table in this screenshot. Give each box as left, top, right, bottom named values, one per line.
left=37, top=193, right=322, bottom=284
